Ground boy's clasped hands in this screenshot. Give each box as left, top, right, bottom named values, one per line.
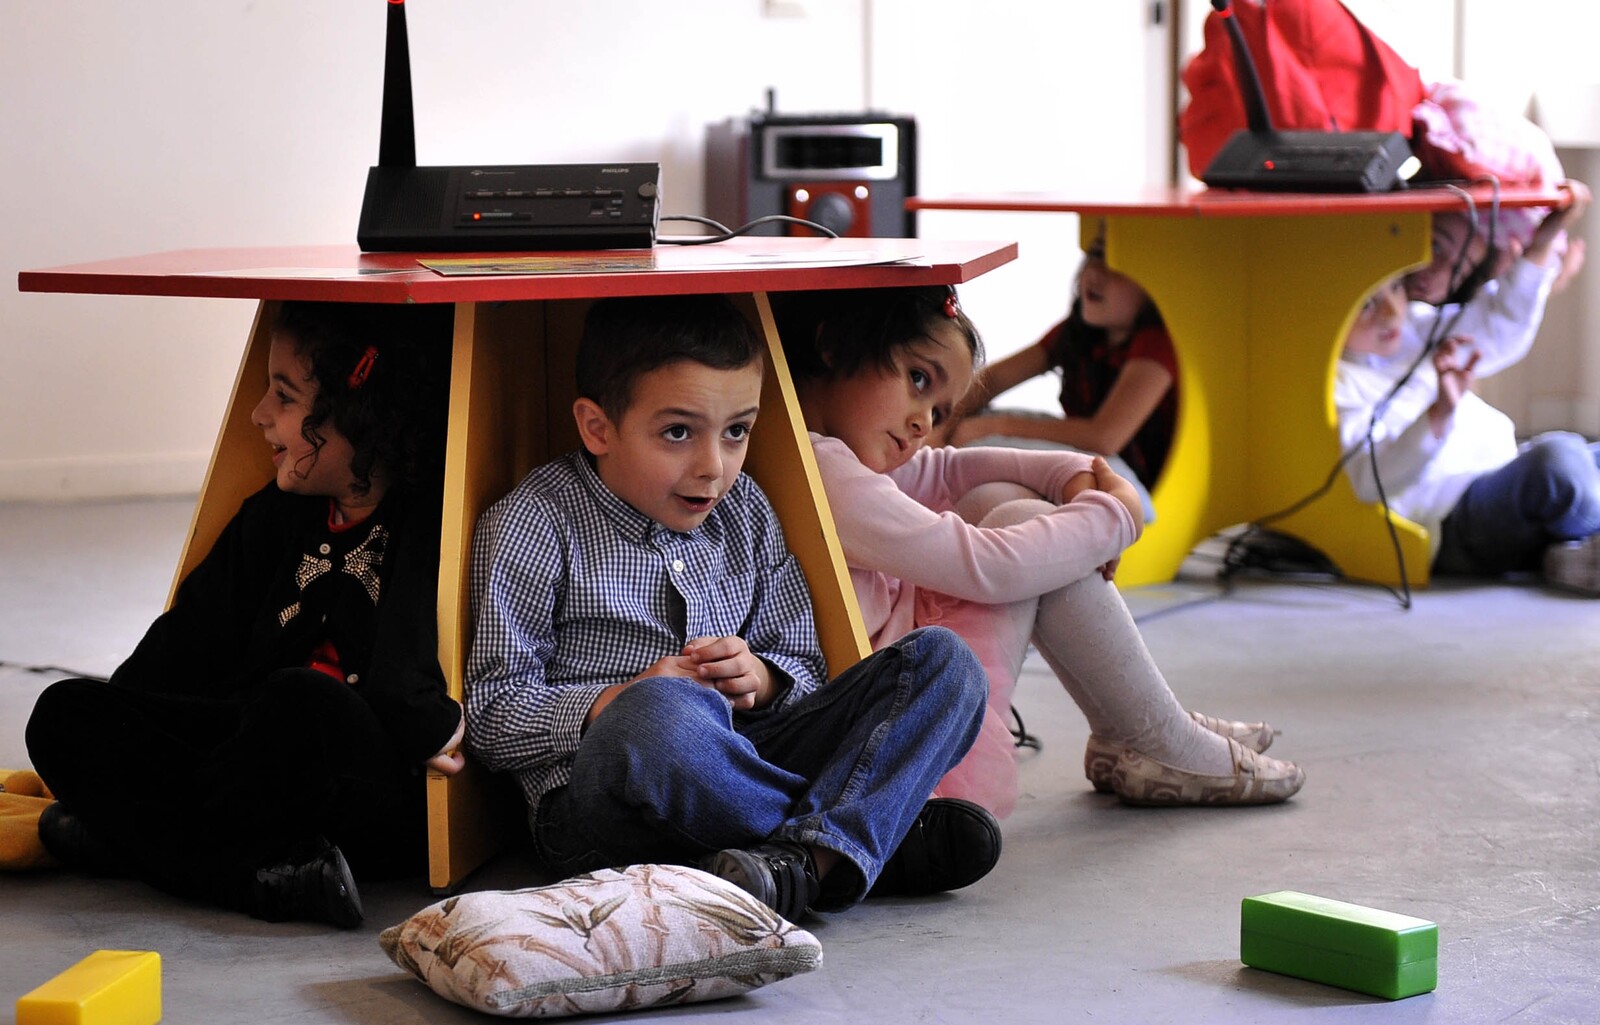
left=636, top=635, right=776, bottom=711
left=586, top=635, right=776, bottom=727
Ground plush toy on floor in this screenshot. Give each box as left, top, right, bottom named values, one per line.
left=0, top=768, right=57, bottom=871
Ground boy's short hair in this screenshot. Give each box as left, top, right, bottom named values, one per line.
left=576, top=295, right=763, bottom=423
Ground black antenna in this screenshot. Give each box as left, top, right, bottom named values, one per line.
left=378, top=0, right=416, bottom=168
left=1211, top=0, right=1273, bottom=134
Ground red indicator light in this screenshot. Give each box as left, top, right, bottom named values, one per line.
left=473, top=212, right=481, bottom=220
left=1264, top=160, right=1276, bottom=170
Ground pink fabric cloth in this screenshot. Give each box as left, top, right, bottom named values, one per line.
left=1412, top=79, right=1565, bottom=246
left=1413, top=79, right=1563, bottom=188
left=916, top=588, right=1036, bottom=818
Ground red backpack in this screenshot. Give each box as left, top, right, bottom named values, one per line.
left=1180, top=0, right=1426, bottom=180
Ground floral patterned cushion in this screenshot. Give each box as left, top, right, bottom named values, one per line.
left=379, top=864, right=822, bottom=1018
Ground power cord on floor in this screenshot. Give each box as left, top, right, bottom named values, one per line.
left=1009, top=704, right=1041, bottom=752
left=0, top=659, right=103, bottom=682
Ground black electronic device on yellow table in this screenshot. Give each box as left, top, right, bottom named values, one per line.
left=356, top=1, right=660, bottom=252
left=1199, top=0, right=1419, bottom=193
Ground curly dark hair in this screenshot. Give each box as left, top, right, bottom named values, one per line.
left=575, top=295, right=763, bottom=423
left=273, top=301, right=454, bottom=497
left=773, top=285, right=983, bottom=384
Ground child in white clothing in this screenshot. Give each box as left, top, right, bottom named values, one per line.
left=1337, top=182, right=1600, bottom=589
left=775, top=287, right=1305, bottom=816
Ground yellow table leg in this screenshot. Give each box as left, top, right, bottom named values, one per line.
left=739, top=293, right=872, bottom=676
left=1094, top=211, right=1433, bottom=588
left=429, top=299, right=552, bottom=893
left=169, top=303, right=277, bottom=604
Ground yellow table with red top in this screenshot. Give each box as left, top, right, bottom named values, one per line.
left=18, top=237, right=1017, bottom=891
left=912, top=184, right=1566, bottom=588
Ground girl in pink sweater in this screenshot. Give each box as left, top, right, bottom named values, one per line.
left=776, top=287, right=1304, bottom=816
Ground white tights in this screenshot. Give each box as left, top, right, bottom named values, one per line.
left=927, top=483, right=1232, bottom=816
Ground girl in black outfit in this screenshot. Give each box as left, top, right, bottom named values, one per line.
left=27, top=301, right=461, bottom=927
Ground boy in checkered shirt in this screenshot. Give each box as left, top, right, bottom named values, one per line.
left=465, top=294, right=1000, bottom=922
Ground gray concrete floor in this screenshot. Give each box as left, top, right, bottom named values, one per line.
left=2, top=497, right=1598, bottom=1024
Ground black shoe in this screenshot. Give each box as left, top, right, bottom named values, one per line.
left=869, top=798, right=1002, bottom=897
left=250, top=837, right=364, bottom=928
left=699, top=841, right=820, bottom=922
left=37, top=802, right=125, bottom=877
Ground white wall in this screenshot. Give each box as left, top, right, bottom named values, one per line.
left=1457, top=1, right=1600, bottom=435
left=871, top=1, right=1168, bottom=413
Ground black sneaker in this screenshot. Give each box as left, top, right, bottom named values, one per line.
left=250, top=836, right=364, bottom=928
left=37, top=802, right=125, bottom=877
left=699, top=841, right=820, bottom=922
left=869, top=798, right=1002, bottom=897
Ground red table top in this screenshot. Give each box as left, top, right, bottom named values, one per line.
left=907, top=182, right=1569, bottom=219
left=18, top=237, right=1018, bottom=304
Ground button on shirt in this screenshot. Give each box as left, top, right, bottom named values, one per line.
left=464, top=450, right=826, bottom=813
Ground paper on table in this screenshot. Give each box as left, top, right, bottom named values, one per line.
left=669, top=250, right=929, bottom=270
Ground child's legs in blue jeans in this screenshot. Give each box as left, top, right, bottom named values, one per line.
left=1437, top=432, right=1600, bottom=575
left=533, top=626, right=984, bottom=908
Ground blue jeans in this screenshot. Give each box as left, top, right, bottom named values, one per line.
left=1437, top=432, right=1600, bottom=575
left=531, top=626, right=986, bottom=910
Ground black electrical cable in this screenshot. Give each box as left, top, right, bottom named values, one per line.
left=1217, top=178, right=1502, bottom=608
left=0, top=659, right=103, bottom=682
left=1009, top=704, right=1041, bottom=752
left=658, top=214, right=840, bottom=245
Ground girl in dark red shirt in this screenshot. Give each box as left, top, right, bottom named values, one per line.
left=950, top=241, right=1177, bottom=509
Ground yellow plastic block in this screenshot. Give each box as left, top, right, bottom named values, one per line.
left=16, top=951, right=161, bottom=1025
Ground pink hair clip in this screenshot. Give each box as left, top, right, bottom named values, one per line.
left=943, top=292, right=960, bottom=319
left=347, top=346, right=379, bottom=390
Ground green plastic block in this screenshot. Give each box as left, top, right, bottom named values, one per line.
left=1240, top=891, right=1437, bottom=1000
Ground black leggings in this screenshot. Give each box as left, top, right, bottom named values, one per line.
left=26, top=668, right=426, bottom=910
